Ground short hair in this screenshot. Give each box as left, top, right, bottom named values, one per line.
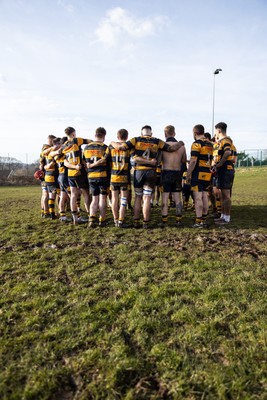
left=141, top=125, right=152, bottom=132
left=117, top=129, right=128, bottom=141
left=95, top=127, right=106, bottom=138
left=193, top=124, right=205, bottom=135
left=215, top=122, right=227, bottom=133
left=204, top=132, right=211, bottom=140
left=61, top=136, right=68, bottom=145
left=64, top=127, right=75, bottom=136
left=52, top=137, right=61, bottom=145
left=48, top=134, right=56, bottom=140
left=164, top=125, right=175, bottom=136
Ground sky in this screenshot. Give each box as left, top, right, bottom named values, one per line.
left=0, top=0, right=267, bottom=163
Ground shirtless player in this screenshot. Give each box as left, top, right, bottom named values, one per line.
left=161, top=125, right=187, bottom=226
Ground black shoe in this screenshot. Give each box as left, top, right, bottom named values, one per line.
left=118, top=222, right=129, bottom=228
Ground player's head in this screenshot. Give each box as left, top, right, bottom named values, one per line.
left=204, top=132, right=211, bottom=141
left=52, top=137, right=62, bottom=149
left=164, top=125, right=175, bottom=138
left=141, top=125, right=152, bottom=137
left=95, top=127, right=106, bottom=141
left=61, top=136, right=68, bottom=145
left=47, top=134, right=56, bottom=146
left=193, top=124, right=205, bottom=139
left=215, top=122, right=227, bottom=136
left=64, top=127, right=76, bottom=138
left=117, top=129, right=128, bottom=141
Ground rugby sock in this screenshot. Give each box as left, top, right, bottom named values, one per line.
left=99, top=216, right=106, bottom=223
left=60, top=211, right=66, bottom=218
left=89, top=215, right=97, bottom=223
left=71, top=211, right=79, bottom=223
left=202, top=214, right=208, bottom=223
left=48, top=199, right=55, bottom=217
left=133, top=218, right=140, bottom=227
left=176, top=216, right=182, bottom=223
left=76, top=197, right=81, bottom=210
left=216, top=200, right=222, bottom=214
left=183, top=201, right=189, bottom=210
left=162, top=215, right=168, bottom=223
left=195, top=217, right=202, bottom=224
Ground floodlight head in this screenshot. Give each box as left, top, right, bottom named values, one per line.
left=214, top=68, right=222, bottom=75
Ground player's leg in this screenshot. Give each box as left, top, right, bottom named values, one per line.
left=133, top=170, right=144, bottom=227
left=161, top=192, right=170, bottom=225
left=118, top=187, right=129, bottom=226
left=173, top=191, right=183, bottom=226
left=192, top=187, right=204, bottom=227
left=111, top=186, right=119, bottom=226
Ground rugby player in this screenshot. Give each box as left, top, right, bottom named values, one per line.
left=160, top=125, right=187, bottom=226
left=84, top=127, right=109, bottom=227
left=213, top=122, right=236, bottom=224
left=186, top=124, right=213, bottom=228
left=111, top=125, right=184, bottom=228
left=44, top=137, right=61, bottom=219
left=62, top=127, right=92, bottom=224
left=39, top=135, right=56, bottom=218
left=105, top=129, right=131, bottom=227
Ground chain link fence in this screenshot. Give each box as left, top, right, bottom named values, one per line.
left=0, top=150, right=266, bottom=185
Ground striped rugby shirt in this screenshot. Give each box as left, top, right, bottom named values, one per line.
left=191, top=139, right=213, bottom=184
left=83, top=141, right=109, bottom=181
left=125, top=135, right=169, bottom=171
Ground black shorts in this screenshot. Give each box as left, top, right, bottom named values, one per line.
left=58, top=174, right=69, bottom=193
left=155, top=174, right=161, bottom=186
left=134, top=169, right=157, bottom=189
left=89, top=180, right=109, bottom=196
left=217, top=169, right=235, bottom=190
left=110, top=183, right=128, bottom=191
left=68, top=174, right=89, bottom=189
left=191, top=181, right=210, bottom=192
left=161, top=170, right=182, bottom=193
left=46, top=182, right=59, bottom=194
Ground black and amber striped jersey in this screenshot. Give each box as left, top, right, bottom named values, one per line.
left=62, top=137, right=87, bottom=177
left=217, top=136, right=235, bottom=170
left=54, top=154, right=67, bottom=176
left=105, top=145, right=131, bottom=185
left=44, top=153, right=59, bottom=184
left=83, top=142, right=109, bottom=180
left=212, top=142, right=220, bottom=165
left=125, top=136, right=169, bottom=170
left=191, top=139, right=213, bottom=184
left=39, top=144, right=50, bottom=167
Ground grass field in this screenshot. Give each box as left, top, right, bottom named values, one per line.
left=0, top=167, right=267, bottom=400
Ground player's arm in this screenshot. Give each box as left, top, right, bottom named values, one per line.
left=162, top=140, right=185, bottom=152
left=86, top=158, right=106, bottom=169
left=64, top=159, right=82, bottom=171
left=215, top=149, right=231, bottom=169
left=185, top=157, right=197, bottom=184
left=134, top=156, right=157, bottom=166
left=44, top=159, right=55, bottom=170
left=181, top=146, right=187, bottom=164
left=42, top=146, right=54, bottom=156
left=110, top=141, right=128, bottom=150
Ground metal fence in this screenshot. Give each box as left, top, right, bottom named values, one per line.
left=0, top=149, right=267, bottom=175
left=236, top=149, right=267, bottom=168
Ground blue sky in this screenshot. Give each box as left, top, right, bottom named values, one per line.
left=0, top=0, right=267, bottom=162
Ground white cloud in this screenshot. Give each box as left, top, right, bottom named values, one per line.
left=95, top=7, right=168, bottom=47
left=57, top=0, right=74, bottom=13
left=0, top=74, right=7, bottom=83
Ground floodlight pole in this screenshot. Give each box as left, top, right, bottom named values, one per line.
left=212, top=68, right=222, bottom=136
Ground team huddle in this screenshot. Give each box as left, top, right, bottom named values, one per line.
left=37, top=122, right=236, bottom=228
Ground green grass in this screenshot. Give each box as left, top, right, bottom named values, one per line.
left=0, top=167, right=267, bottom=399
